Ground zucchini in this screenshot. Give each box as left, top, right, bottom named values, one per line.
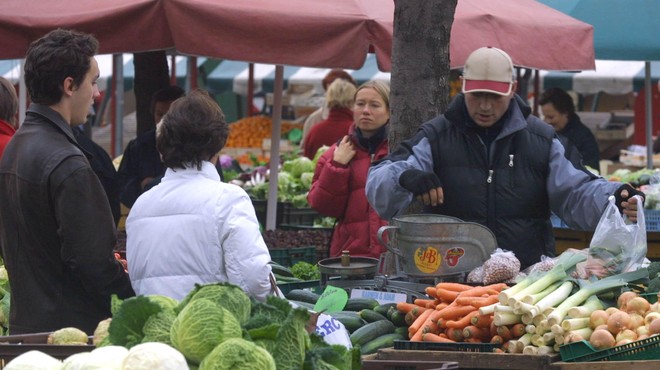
left=373, top=303, right=398, bottom=316
left=344, top=298, right=379, bottom=311
left=359, top=333, right=406, bottom=355
left=285, top=289, right=320, bottom=304
left=350, top=319, right=395, bottom=346
left=359, top=309, right=389, bottom=323
left=329, top=312, right=367, bottom=333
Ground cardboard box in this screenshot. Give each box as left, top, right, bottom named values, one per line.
left=596, top=123, right=634, bottom=140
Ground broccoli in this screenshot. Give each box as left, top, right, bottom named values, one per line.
left=647, top=261, right=660, bottom=280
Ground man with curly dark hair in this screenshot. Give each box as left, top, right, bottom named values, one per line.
left=0, top=29, right=134, bottom=335
left=126, top=89, right=274, bottom=301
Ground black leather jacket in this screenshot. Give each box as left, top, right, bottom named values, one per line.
left=0, top=104, right=134, bottom=335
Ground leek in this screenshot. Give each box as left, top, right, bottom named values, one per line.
left=493, top=312, right=522, bottom=326
left=521, top=281, right=562, bottom=305
left=561, top=317, right=590, bottom=331
left=546, top=269, right=648, bottom=326
left=528, top=281, right=575, bottom=318
left=566, top=295, right=604, bottom=318
left=514, top=333, right=533, bottom=353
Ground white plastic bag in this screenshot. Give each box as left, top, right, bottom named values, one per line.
left=586, top=195, right=647, bottom=278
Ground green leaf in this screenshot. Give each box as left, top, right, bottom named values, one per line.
left=107, top=296, right=165, bottom=348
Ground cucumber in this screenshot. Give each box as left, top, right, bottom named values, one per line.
left=269, top=262, right=294, bottom=277
left=329, top=312, right=367, bottom=333
left=359, top=333, right=406, bottom=355
left=285, top=289, right=320, bottom=304
left=394, top=326, right=409, bottom=337
left=344, top=298, right=379, bottom=311
left=287, top=300, right=315, bottom=311
left=350, top=319, right=395, bottom=346
left=359, top=309, right=389, bottom=323
left=373, top=303, right=398, bottom=316
left=388, top=310, right=408, bottom=327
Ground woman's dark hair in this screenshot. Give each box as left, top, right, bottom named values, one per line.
left=538, top=87, right=576, bottom=116
left=157, top=89, right=229, bottom=170
left=24, top=28, right=98, bottom=105
left=322, top=68, right=357, bottom=91
left=0, top=77, right=18, bottom=127
left=150, top=85, right=186, bottom=115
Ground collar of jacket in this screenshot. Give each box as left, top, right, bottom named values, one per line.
left=445, top=93, right=530, bottom=140
left=164, top=161, right=221, bottom=182
left=27, top=103, right=79, bottom=144
left=352, top=122, right=389, bottom=154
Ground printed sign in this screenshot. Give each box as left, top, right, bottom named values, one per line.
left=313, top=285, right=349, bottom=313
left=350, top=288, right=407, bottom=304
left=414, top=246, right=441, bottom=273
left=445, top=247, right=465, bottom=267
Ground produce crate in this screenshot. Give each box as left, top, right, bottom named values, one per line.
left=394, top=339, right=500, bottom=353
left=276, top=279, right=321, bottom=295
left=549, top=360, right=660, bottom=370
left=0, top=332, right=93, bottom=367
left=251, top=199, right=286, bottom=227
left=559, top=336, right=660, bottom=362
left=361, top=354, right=459, bottom=370
left=645, top=209, right=660, bottom=232
left=370, top=347, right=559, bottom=370
left=641, top=291, right=659, bottom=304
left=269, top=246, right=316, bottom=267
left=281, top=205, right=321, bottom=226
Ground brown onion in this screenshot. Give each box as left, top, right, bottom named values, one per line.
left=607, top=311, right=631, bottom=334
left=590, top=329, right=616, bottom=350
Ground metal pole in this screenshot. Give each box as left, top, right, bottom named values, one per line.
left=265, top=66, right=283, bottom=230
left=113, top=53, right=124, bottom=157
left=645, top=62, right=653, bottom=169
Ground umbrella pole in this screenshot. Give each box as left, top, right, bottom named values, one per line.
left=265, top=65, right=284, bottom=230
left=645, top=62, right=653, bottom=169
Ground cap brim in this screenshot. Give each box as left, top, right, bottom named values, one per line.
left=463, top=80, right=512, bottom=96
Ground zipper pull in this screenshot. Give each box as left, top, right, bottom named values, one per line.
left=509, top=154, right=514, bottom=167
left=487, top=170, right=493, bottom=183
left=370, top=153, right=375, bottom=162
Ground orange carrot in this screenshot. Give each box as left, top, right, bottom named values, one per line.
left=445, top=310, right=479, bottom=329
left=445, top=327, right=465, bottom=342
left=414, top=298, right=437, bottom=309
left=463, top=325, right=488, bottom=340
left=471, top=314, right=494, bottom=329
left=511, top=323, right=526, bottom=338
left=490, top=335, right=504, bottom=345
left=489, top=321, right=498, bottom=338
left=410, top=327, right=424, bottom=341
left=465, top=337, right=483, bottom=343
left=496, top=325, right=513, bottom=342
left=434, top=302, right=449, bottom=311
left=425, top=286, right=438, bottom=299
left=435, top=288, right=460, bottom=303
left=436, top=282, right=474, bottom=292
left=422, top=332, right=456, bottom=343
left=408, top=308, right=432, bottom=336
left=455, top=295, right=499, bottom=308
left=457, top=284, right=508, bottom=298
left=396, top=302, right=418, bottom=314
left=437, top=304, right=477, bottom=321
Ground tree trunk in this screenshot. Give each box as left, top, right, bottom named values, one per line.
left=391, top=0, right=456, bottom=214
left=133, top=51, right=170, bottom=135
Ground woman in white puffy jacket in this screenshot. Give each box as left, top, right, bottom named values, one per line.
left=126, top=89, right=273, bottom=301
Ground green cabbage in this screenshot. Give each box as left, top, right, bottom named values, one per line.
left=177, top=283, right=251, bottom=325
left=271, top=307, right=311, bottom=370
left=312, top=146, right=330, bottom=167
left=4, top=350, right=62, bottom=370
left=142, top=309, right=176, bottom=345
left=170, top=298, right=242, bottom=364
left=282, top=157, right=315, bottom=179
left=300, top=172, right=314, bottom=190
left=199, top=338, right=275, bottom=370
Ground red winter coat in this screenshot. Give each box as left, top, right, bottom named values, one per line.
left=307, top=125, right=389, bottom=259
left=0, top=119, right=16, bottom=159
left=303, top=107, right=353, bottom=159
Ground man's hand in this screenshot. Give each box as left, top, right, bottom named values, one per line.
left=399, top=169, right=444, bottom=206
left=614, top=183, right=645, bottom=222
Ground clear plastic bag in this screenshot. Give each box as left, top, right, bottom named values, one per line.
left=482, top=248, right=520, bottom=284
left=585, top=195, right=647, bottom=278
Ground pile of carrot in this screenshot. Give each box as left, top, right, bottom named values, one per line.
left=396, top=282, right=525, bottom=349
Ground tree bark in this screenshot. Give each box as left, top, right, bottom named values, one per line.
left=391, top=0, right=456, bottom=214
left=133, top=51, right=170, bottom=135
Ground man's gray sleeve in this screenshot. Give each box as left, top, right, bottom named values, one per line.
left=547, top=138, right=621, bottom=230
left=366, top=137, right=436, bottom=220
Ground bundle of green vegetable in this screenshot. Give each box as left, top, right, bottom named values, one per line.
left=100, top=282, right=360, bottom=369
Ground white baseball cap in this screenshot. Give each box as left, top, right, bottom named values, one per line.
left=462, top=46, right=514, bottom=96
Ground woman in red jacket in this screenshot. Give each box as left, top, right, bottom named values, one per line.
left=307, top=80, right=390, bottom=259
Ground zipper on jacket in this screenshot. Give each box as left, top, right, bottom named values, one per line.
left=509, top=154, right=514, bottom=167
left=486, top=169, right=493, bottom=184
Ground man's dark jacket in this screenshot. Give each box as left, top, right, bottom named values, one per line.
left=0, top=104, right=135, bottom=335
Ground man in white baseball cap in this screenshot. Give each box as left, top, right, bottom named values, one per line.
left=366, top=46, right=644, bottom=270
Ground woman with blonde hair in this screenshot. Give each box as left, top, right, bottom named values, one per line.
left=303, top=78, right=357, bottom=159
left=307, top=80, right=391, bottom=259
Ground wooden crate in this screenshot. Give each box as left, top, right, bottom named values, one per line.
left=370, top=348, right=559, bottom=370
